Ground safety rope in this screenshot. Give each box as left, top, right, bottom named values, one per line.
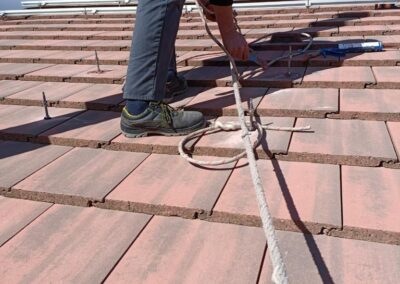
left=179, top=3, right=315, bottom=283
left=179, top=121, right=310, bottom=166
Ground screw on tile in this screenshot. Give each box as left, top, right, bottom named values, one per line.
left=247, top=98, right=256, bottom=132
left=306, top=0, right=311, bottom=12
left=42, top=92, right=51, bottom=120
left=183, top=6, right=188, bottom=17
left=94, top=50, right=103, bottom=73
left=287, top=45, right=293, bottom=77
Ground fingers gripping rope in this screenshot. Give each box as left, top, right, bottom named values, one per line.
left=179, top=2, right=314, bottom=284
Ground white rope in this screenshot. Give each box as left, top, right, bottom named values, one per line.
left=178, top=121, right=310, bottom=166
left=177, top=2, right=316, bottom=283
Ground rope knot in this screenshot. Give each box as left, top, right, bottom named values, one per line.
left=213, top=121, right=241, bottom=131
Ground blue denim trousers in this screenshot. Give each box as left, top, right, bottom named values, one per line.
left=123, top=0, right=185, bottom=101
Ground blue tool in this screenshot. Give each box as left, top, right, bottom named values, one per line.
left=320, top=41, right=383, bottom=57
left=248, top=53, right=263, bottom=67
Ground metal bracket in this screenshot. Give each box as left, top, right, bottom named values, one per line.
left=247, top=98, right=256, bottom=132
left=94, top=50, right=103, bottom=73
left=182, top=5, right=189, bottom=17
left=287, top=45, right=293, bottom=77
left=42, top=92, right=51, bottom=120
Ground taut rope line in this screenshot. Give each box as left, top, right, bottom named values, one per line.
left=179, top=3, right=314, bottom=283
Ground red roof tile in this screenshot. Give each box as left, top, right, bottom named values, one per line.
left=0, top=197, right=52, bottom=246
left=260, top=230, right=400, bottom=283
left=0, top=4, right=399, bottom=282
left=0, top=205, right=151, bottom=283
left=289, top=118, right=398, bottom=166
left=105, top=216, right=266, bottom=284
left=12, top=148, right=148, bottom=205
left=213, top=159, right=341, bottom=231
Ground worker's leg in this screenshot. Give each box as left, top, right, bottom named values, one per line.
left=168, top=49, right=178, bottom=81
left=121, top=0, right=205, bottom=137
left=165, top=48, right=188, bottom=102
left=123, top=0, right=184, bottom=103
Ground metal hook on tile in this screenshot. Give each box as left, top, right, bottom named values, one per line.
left=287, top=45, right=293, bottom=77
left=285, top=45, right=301, bottom=80
left=306, top=0, right=311, bottom=11
left=42, top=92, right=51, bottom=120
left=247, top=98, right=256, bottom=132
left=94, top=50, right=103, bottom=73
left=183, top=5, right=188, bottom=17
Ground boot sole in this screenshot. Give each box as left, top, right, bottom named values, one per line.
left=121, top=120, right=206, bottom=138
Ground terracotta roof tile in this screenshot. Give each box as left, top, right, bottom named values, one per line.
left=241, top=66, right=305, bottom=88
left=387, top=122, right=400, bottom=162
left=5, top=81, right=92, bottom=105
left=196, top=116, right=295, bottom=157
left=0, top=63, right=53, bottom=80
left=342, top=166, right=400, bottom=235
left=106, top=154, right=235, bottom=216
left=372, top=66, right=400, bottom=88
left=12, top=148, right=148, bottom=205
left=0, top=80, right=42, bottom=99
left=213, top=159, right=341, bottom=231
left=0, top=197, right=52, bottom=246
left=0, top=105, right=82, bottom=141
left=260, top=230, right=400, bottom=283
left=289, top=118, right=398, bottom=166
left=0, top=141, right=71, bottom=191
left=301, top=66, right=376, bottom=88
left=0, top=205, right=151, bottom=283
left=339, top=88, right=400, bottom=120
left=36, top=110, right=121, bottom=147
left=105, top=216, right=266, bottom=284
left=339, top=50, right=400, bottom=66
left=58, top=83, right=123, bottom=110
left=257, top=88, right=339, bottom=117
left=0, top=4, right=399, bottom=282
left=22, top=64, right=94, bottom=82
left=186, top=86, right=267, bottom=116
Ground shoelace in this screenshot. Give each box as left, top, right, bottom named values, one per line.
left=155, top=102, right=177, bottom=125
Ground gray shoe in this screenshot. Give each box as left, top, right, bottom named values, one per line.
left=164, top=74, right=188, bottom=103
left=121, top=101, right=205, bottom=138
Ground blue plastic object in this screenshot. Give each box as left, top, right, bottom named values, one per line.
left=320, top=41, right=384, bottom=57
left=248, top=53, right=262, bottom=66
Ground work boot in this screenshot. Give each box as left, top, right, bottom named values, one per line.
left=164, top=74, right=188, bottom=103
left=121, top=101, right=205, bottom=138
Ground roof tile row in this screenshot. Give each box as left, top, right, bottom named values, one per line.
left=1, top=142, right=399, bottom=243
left=0, top=104, right=398, bottom=166
left=0, top=198, right=399, bottom=283
left=0, top=5, right=399, bottom=282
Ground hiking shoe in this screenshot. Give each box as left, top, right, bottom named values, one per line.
left=121, top=101, right=205, bottom=138
left=164, top=74, right=188, bottom=103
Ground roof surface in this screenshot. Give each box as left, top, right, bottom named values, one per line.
left=0, top=3, right=399, bottom=283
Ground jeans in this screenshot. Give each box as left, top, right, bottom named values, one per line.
left=123, top=0, right=185, bottom=101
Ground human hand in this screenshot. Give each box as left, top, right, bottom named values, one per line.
left=209, top=4, right=249, bottom=61
left=221, top=30, right=249, bottom=61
